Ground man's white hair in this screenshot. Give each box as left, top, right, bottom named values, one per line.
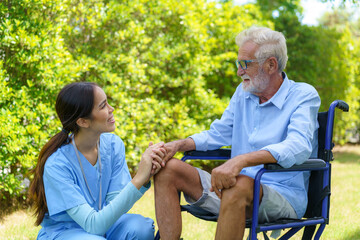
left=235, top=26, right=288, bottom=72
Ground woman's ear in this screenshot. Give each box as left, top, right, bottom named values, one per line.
left=76, top=118, right=90, bottom=129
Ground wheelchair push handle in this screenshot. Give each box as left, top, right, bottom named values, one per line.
left=334, top=100, right=349, bottom=112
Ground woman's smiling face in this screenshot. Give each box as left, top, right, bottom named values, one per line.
left=88, top=86, right=116, bottom=134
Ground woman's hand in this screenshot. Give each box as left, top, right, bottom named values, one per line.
left=149, top=142, right=166, bottom=177
left=131, top=142, right=166, bottom=189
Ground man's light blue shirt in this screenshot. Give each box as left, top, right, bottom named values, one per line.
left=190, top=73, right=321, bottom=218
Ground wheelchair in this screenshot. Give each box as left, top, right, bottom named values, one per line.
left=154, top=100, right=349, bottom=240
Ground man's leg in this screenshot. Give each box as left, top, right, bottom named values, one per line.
left=154, top=158, right=203, bottom=240
left=215, top=175, right=263, bottom=240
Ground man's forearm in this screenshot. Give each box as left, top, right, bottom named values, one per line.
left=163, top=138, right=197, bottom=163
left=232, top=150, right=277, bottom=172
left=173, top=138, right=196, bottom=152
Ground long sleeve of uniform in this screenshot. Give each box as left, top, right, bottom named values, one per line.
left=67, top=181, right=150, bottom=236
left=105, top=182, right=150, bottom=204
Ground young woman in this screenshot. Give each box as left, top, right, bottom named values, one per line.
left=29, top=82, right=164, bottom=240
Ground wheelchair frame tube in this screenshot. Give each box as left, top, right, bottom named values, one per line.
left=250, top=165, right=329, bottom=239
left=325, top=101, right=338, bottom=151
left=315, top=224, right=326, bottom=240
left=278, top=227, right=302, bottom=239
left=322, top=162, right=330, bottom=221
left=251, top=168, right=266, bottom=239
left=326, top=99, right=349, bottom=151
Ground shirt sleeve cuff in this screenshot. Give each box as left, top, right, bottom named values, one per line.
left=189, top=134, right=208, bottom=151
left=261, top=146, right=296, bottom=168
left=128, top=182, right=145, bottom=199
left=139, top=181, right=151, bottom=194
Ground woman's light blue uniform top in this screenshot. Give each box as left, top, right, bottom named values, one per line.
left=38, top=133, right=148, bottom=239
left=190, top=73, right=321, bottom=218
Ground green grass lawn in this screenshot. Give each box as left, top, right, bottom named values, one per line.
left=1, top=146, right=359, bottom=239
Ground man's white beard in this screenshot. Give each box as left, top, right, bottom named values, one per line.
left=241, top=69, right=269, bottom=94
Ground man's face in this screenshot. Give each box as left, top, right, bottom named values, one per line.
left=237, top=41, right=270, bottom=94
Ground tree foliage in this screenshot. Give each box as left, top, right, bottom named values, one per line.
left=0, top=0, right=265, bottom=207
left=0, top=0, right=77, bottom=209
left=319, top=7, right=360, bottom=143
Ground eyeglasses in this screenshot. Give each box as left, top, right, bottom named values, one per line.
left=235, top=59, right=261, bottom=70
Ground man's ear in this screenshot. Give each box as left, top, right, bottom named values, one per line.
left=267, top=57, right=278, bottom=74
left=76, top=118, right=90, bottom=129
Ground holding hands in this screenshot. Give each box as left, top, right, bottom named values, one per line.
left=161, top=138, right=196, bottom=167
left=148, top=142, right=166, bottom=176
left=131, top=142, right=167, bottom=189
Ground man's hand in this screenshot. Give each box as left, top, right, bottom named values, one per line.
left=149, top=142, right=166, bottom=176
left=210, top=150, right=277, bottom=198
left=210, top=158, right=242, bottom=198
left=162, top=141, right=179, bottom=166
left=162, top=138, right=196, bottom=167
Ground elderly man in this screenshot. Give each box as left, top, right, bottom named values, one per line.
left=154, top=26, right=321, bottom=239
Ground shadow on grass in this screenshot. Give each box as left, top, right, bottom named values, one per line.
left=342, top=228, right=360, bottom=240
left=0, top=195, right=29, bottom=222
left=333, top=151, right=360, bottom=164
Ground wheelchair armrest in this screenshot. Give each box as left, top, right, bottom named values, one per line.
left=182, top=151, right=327, bottom=172
left=264, top=159, right=327, bottom=171
left=182, top=149, right=231, bottom=161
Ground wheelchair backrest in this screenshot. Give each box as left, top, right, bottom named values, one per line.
left=317, top=111, right=329, bottom=161
left=305, top=111, right=331, bottom=218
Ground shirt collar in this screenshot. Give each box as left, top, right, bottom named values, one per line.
left=245, top=72, right=290, bottom=109
left=268, top=72, right=289, bottom=109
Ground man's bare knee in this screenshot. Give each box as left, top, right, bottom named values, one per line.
left=154, top=158, right=181, bottom=182
left=154, top=159, right=202, bottom=200
left=222, top=175, right=254, bottom=205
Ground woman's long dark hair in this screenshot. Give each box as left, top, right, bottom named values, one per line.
left=29, top=82, right=98, bottom=226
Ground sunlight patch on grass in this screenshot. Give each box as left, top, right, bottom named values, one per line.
left=0, top=210, right=40, bottom=240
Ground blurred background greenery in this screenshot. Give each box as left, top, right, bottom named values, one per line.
left=0, top=0, right=359, bottom=221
